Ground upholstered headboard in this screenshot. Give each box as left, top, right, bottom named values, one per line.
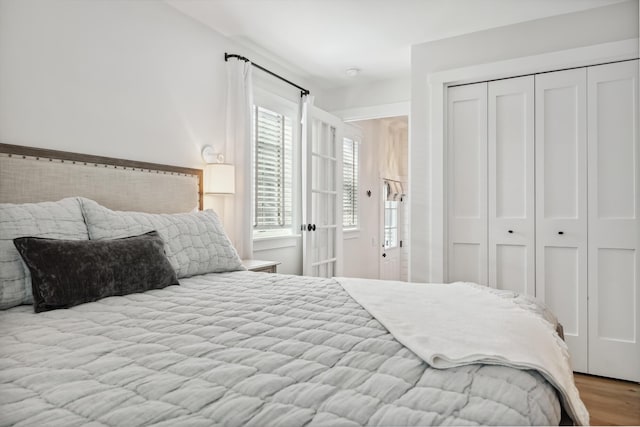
left=0, top=143, right=203, bottom=213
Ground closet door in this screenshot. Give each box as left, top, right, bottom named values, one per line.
left=535, top=68, right=588, bottom=373
left=447, top=83, right=488, bottom=285
left=488, top=76, right=535, bottom=295
left=587, top=60, right=640, bottom=381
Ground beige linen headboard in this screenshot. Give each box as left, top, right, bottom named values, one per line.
left=0, top=143, right=203, bottom=213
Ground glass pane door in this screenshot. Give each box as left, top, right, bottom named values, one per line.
left=303, top=104, right=343, bottom=277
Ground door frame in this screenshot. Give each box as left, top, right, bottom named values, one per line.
left=335, top=106, right=412, bottom=281
left=421, top=38, right=638, bottom=283
left=332, top=102, right=410, bottom=123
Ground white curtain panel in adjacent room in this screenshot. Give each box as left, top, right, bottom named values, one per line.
left=380, top=123, right=402, bottom=180
left=225, top=59, right=254, bottom=259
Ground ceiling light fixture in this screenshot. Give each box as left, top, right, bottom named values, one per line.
left=346, top=67, right=360, bottom=77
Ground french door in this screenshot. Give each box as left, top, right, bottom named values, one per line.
left=302, top=104, right=343, bottom=277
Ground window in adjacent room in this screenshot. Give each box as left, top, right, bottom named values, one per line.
left=343, top=136, right=359, bottom=229
left=253, top=102, right=294, bottom=237
left=383, top=182, right=399, bottom=249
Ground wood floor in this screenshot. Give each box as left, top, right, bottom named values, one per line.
left=574, top=373, right=640, bottom=426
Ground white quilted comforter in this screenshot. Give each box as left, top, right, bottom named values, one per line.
left=0, top=272, right=563, bottom=426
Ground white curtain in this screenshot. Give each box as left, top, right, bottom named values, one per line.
left=384, top=124, right=399, bottom=178
left=299, top=94, right=313, bottom=275
left=225, top=59, right=253, bottom=259
left=300, top=94, right=314, bottom=126
left=300, top=94, right=314, bottom=152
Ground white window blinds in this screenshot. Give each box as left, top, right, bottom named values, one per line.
left=254, top=105, right=293, bottom=230
left=343, top=137, right=359, bottom=228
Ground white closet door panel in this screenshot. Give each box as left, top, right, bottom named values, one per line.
left=447, top=83, right=488, bottom=285
left=544, top=247, right=580, bottom=333
left=488, top=76, right=535, bottom=294
left=450, top=243, right=483, bottom=283
left=588, top=60, right=639, bottom=381
left=495, top=244, right=528, bottom=294
left=535, top=68, right=588, bottom=373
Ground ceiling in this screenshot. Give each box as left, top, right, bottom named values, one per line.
left=167, top=0, right=626, bottom=89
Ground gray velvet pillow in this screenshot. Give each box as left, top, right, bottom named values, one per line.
left=13, top=231, right=179, bottom=313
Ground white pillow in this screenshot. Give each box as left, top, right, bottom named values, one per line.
left=79, top=198, right=244, bottom=278
left=0, top=197, right=89, bottom=309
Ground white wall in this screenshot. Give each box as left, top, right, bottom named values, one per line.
left=253, top=238, right=303, bottom=275
left=319, top=76, right=410, bottom=113
left=0, top=0, right=316, bottom=274
left=343, top=117, right=408, bottom=280
left=0, top=0, right=219, bottom=168
left=409, top=0, right=640, bottom=282
left=0, top=0, right=317, bottom=168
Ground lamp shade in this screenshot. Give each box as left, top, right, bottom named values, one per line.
left=204, top=163, right=235, bottom=194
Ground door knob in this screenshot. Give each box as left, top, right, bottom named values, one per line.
left=312, top=224, right=316, bottom=231
left=382, top=253, right=387, bottom=258
left=558, top=231, right=564, bottom=235
left=508, top=230, right=513, bottom=234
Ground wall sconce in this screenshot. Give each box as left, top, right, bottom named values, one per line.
left=202, top=145, right=235, bottom=195
left=204, top=163, right=235, bottom=194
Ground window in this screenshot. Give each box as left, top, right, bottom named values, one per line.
left=383, top=182, right=399, bottom=249
left=253, top=104, right=293, bottom=235
left=343, top=137, right=359, bottom=229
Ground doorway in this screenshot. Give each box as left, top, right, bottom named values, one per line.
left=342, top=115, right=409, bottom=280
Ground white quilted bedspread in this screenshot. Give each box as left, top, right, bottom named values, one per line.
left=0, top=272, right=562, bottom=426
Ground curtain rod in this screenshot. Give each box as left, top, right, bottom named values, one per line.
left=225, top=53, right=310, bottom=97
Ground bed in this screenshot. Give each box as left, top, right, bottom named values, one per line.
left=0, top=144, right=586, bottom=426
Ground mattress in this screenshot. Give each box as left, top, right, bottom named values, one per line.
left=0, top=271, right=562, bottom=426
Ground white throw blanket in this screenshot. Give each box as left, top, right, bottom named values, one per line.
left=336, top=277, right=589, bottom=426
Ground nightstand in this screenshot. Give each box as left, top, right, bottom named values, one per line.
left=242, top=259, right=281, bottom=273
